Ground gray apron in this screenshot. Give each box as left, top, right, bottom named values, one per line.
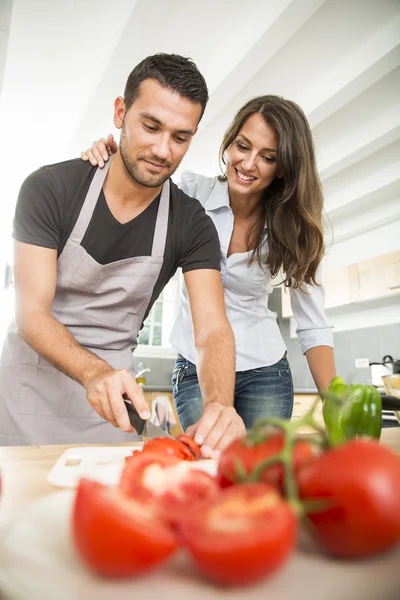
left=0, top=158, right=169, bottom=445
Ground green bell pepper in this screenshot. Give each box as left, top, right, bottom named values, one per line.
left=322, top=377, right=382, bottom=447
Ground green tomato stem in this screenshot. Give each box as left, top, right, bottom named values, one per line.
left=243, top=396, right=329, bottom=516
left=248, top=454, right=283, bottom=482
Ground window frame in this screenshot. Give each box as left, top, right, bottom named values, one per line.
left=136, top=270, right=182, bottom=358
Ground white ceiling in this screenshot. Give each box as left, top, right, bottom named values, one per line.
left=0, top=0, right=399, bottom=270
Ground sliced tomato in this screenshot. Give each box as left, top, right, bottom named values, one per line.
left=176, top=434, right=202, bottom=459
left=72, top=478, right=178, bottom=577
left=179, top=483, right=297, bottom=585
left=120, top=451, right=219, bottom=525
left=157, top=468, right=220, bottom=526
left=120, top=452, right=180, bottom=500
left=217, top=431, right=314, bottom=492
left=298, top=439, right=400, bottom=558
left=142, top=437, right=195, bottom=461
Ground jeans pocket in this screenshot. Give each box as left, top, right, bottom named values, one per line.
left=252, top=366, right=285, bottom=376
left=282, top=366, right=294, bottom=395
left=253, top=354, right=289, bottom=375
left=172, top=365, right=183, bottom=392
left=172, top=360, right=197, bottom=383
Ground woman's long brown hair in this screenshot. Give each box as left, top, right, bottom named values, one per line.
left=219, top=95, right=324, bottom=289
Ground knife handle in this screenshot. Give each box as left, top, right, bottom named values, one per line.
left=123, top=397, right=146, bottom=435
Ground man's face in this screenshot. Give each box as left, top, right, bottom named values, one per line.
left=115, top=79, right=202, bottom=188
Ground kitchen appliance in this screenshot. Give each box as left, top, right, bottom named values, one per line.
left=369, top=355, right=400, bottom=387
left=382, top=374, right=400, bottom=425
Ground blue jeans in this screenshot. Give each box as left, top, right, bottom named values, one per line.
left=172, top=354, right=294, bottom=431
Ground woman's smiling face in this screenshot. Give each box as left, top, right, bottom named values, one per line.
left=226, top=113, right=281, bottom=199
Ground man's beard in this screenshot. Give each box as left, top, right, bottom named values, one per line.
left=119, top=127, right=176, bottom=188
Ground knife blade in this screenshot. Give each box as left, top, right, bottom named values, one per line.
left=144, top=419, right=175, bottom=439
left=123, top=399, right=174, bottom=439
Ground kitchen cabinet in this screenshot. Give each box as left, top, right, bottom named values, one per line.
left=323, top=267, right=352, bottom=308
left=349, top=250, right=400, bottom=302
left=281, top=251, right=400, bottom=317
left=281, top=267, right=351, bottom=318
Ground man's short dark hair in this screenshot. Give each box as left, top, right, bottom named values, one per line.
left=124, top=53, right=209, bottom=122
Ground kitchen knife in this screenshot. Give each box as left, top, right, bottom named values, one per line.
left=123, top=398, right=174, bottom=439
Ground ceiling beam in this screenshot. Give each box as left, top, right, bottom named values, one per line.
left=329, top=191, right=400, bottom=244
left=301, top=13, right=400, bottom=127
left=326, top=160, right=400, bottom=216
left=318, top=103, right=400, bottom=180
left=198, top=0, right=326, bottom=131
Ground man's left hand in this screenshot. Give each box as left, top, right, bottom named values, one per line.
left=186, top=403, right=246, bottom=459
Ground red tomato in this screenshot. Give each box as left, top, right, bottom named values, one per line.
left=120, top=452, right=180, bottom=500
left=142, top=437, right=195, bottom=461
left=72, top=478, right=178, bottom=577
left=179, top=483, right=297, bottom=586
left=217, top=431, right=314, bottom=491
left=120, top=451, right=219, bottom=525
left=298, top=439, right=400, bottom=558
left=157, top=469, right=220, bottom=526
left=176, top=434, right=202, bottom=459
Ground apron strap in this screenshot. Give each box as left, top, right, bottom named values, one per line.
left=151, top=178, right=169, bottom=258
left=69, top=156, right=169, bottom=255
left=68, top=156, right=113, bottom=244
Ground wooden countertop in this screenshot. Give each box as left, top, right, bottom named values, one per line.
left=1, top=429, right=399, bottom=526
left=0, top=442, right=141, bottom=526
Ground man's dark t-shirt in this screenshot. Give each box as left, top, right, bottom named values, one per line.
left=13, top=159, right=221, bottom=327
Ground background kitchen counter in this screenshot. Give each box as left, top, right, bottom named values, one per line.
left=143, top=387, right=323, bottom=433
left=142, top=385, right=173, bottom=392
left=137, top=320, right=400, bottom=392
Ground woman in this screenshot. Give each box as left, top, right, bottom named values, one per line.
left=82, top=95, right=336, bottom=430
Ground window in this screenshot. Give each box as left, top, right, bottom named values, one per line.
left=138, top=296, right=163, bottom=347
left=136, top=272, right=181, bottom=357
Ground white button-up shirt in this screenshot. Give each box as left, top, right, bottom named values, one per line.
left=169, top=171, right=334, bottom=371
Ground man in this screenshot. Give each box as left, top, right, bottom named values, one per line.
left=0, top=54, right=245, bottom=454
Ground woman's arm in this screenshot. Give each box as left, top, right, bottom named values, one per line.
left=289, top=265, right=336, bottom=393
left=305, top=345, right=336, bottom=393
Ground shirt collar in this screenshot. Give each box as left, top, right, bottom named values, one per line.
left=205, top=178, right=231, bottom=210
left=206, top=177, right=268, bottom=233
